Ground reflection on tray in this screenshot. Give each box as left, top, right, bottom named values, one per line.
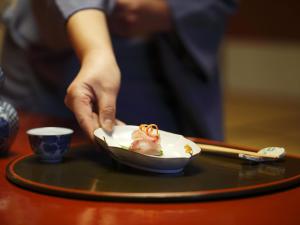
left=239, top=164, right=286, bottom=179
left=199, top=154, right=286, bottom=181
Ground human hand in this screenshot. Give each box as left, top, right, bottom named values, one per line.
left=64, top=49, right=121, bottom=140
left=65, top=10, right=124, bottom=140
left=109, top=0, right=172, bottom=37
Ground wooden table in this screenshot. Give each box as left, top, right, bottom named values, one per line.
left=1, top=112, right=300, bottom=225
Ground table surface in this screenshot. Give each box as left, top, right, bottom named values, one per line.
left=1, top=112, right=300, bottom=225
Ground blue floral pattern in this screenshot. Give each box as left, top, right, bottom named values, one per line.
left=29, top=135, right=72, bottom=163
left=0, top=67, right=19, bottom=154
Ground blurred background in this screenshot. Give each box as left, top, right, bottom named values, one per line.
left=223, top=0, right=300, bottom=154
left=0, top=0, right=299, bottom=153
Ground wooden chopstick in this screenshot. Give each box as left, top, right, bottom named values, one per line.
left=197, top=143, right=279, bottom=159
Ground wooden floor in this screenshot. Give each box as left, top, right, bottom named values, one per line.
left=224, top=92, right=300, bottom=154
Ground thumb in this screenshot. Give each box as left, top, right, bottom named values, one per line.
left=98, top=92, right=117, bottom=133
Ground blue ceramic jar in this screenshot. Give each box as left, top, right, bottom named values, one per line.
left=0, top=67, right=19, bottom=154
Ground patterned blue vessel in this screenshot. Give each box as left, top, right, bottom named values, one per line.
left=0, top=67, right=19, bottom=154
left=28, top=134, right=72, bottom=163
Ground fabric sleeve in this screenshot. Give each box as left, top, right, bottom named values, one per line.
left=165, top=0, right=237, bottom=78
left=54, top=0, right=116, bottom=20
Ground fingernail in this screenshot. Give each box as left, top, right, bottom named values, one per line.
left=103, top=119, right=113, bottom=133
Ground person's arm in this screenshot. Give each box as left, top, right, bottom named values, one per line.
left=64, top=9, right=121, bottom=139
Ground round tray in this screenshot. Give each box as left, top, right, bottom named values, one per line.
left=6, top=145, right=300, bottom=202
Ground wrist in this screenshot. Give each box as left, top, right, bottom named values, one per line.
left=80, top=48, right=117, bottom=74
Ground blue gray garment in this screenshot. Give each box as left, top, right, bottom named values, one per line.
left=0, top=0, right=236, bottom=140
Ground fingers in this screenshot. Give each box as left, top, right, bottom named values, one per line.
left=65, top=85, right=99, bottom=140
left=65, top=83, right=124, bottom=139
left=96, top=91, right=118, bottom=133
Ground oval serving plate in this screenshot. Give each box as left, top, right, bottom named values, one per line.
left=94, top=125, right=201, bottom=173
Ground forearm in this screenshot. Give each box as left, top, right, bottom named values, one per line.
left=66, top=9, right=114, bottom=62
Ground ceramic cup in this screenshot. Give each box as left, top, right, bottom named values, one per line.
left=27, top=127, right=74, bottom=163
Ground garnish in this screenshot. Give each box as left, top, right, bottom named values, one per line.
left=184, top=144, right=193, bottom=156
left=159, top=150, right=163, bottom=156
left=138, top=124, right=160, bottom=141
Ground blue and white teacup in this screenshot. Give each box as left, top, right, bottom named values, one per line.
left=27, top=127, right=73, bottom=163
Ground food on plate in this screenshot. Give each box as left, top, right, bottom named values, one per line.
left=129, top=124, right=162, bottom=156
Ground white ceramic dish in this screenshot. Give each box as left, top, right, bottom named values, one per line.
left=94, top=125, right=201, bottom=173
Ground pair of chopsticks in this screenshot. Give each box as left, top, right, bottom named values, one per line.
left=197, top=143, right=279, bottom=159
